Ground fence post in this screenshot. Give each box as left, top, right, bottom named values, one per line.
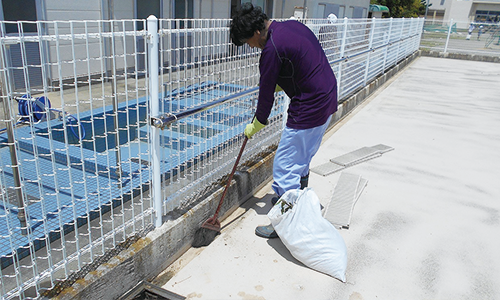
left=405, top=18, right=413, bottom=56
left=444, top=18, right=453, bottom=53
left=382, top=18, right=393, bottom=72
left=409, top=18, right=415, bottom=52
left=147, top=15, right=162, bottom=228
left=396, top=18, right=405, bottom=63
left=337, top=17, right=349, bottom=99
left=417, top=18, right=424, bottom=48
left=363, top=18, right=376, bottom=86
left=415, top=18, right=422, bottom=52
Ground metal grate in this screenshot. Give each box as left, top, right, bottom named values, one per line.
left=119, top=281, right=185, bottom=300
left=310, top=161, right=345, bottom=177
left=311, top=144, right=394, bottom=176
left=330, top=146, right=381, bottom=166
left=323, top=172, right=367, bottom=229
left=370, top=143, right=394, bottom=154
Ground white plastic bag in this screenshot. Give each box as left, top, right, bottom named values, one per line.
left=268, top=188, right=347, bottom=282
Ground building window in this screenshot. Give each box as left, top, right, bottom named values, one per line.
left=319, top=3, right=340, bottom=18
left=318, top=4, right=326, bottom=18
left=339, top=6, right=345, bottom=18
left=2, top=0, right=37, bottom=34
left=136, top=0, right=161, bottom=30
left=440, top=0, right=445, bottom=6
left=352, top=6, right=364, bottom=18
left=231, top=0, right=272, bottom=17
left=253, top=0, right=265, bottom=10
left=175, top=0, right=194, bottom=19
left=475, top=10, right=500, bottom=23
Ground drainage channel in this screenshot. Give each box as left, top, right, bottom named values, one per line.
left=119, top=281, right=185, bottom=300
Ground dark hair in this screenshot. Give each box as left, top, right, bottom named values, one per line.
left=230, top=2, right=268, bottom=46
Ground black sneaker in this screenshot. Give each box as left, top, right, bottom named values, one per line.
left=255, top=224, right=278, bottom=238
left=300, top=173, right=309, bottom=190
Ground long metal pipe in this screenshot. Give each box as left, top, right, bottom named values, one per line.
left=151, top=87, right=259, bottom=129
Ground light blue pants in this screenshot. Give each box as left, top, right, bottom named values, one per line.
left=272, top=115, right=332, bottom=197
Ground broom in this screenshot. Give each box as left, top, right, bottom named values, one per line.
left=192, top=136, right=249, bottom=247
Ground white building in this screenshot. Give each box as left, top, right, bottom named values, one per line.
left=426, top=0, right=500, bottom=27
left=0, top=0, right=370, bottom=23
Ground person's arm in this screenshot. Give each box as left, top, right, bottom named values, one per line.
left=254, top=45, right=282, bottom=124
left=244, top=36, right=283, bottom=139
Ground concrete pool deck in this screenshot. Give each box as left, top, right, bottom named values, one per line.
left=154, top=56, right=500, bottom=299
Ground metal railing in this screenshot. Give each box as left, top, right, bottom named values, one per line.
left=0, top=16, right=423, bottom=298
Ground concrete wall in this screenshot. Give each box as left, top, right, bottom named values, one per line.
left=195, top=0, right=230, bottom=18
left=436, top=0, right=500, bottom=28
left=342, top=0, right=370, bottom=18
left=277, top=0, right=369, bottom=19
left=420, top=49, right=500, bottom=63
left=43, top=0, right=106, bottom=81
left=113, top=0, right=134, bottom=19
left=445, top=0, right=473, bottom=27
left=44, top=0, right=103, bottom=20
left=197, top=0, right=215, bottom=18
left=429, top=0, right=449, bottom=12
left=212, top=0, right=231, bottom=18
left=50, top=50, right=422, bottom=300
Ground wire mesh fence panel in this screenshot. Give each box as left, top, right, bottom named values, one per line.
left=156, top=18, right=282, bottom=214
left=420, top=19, right=500, bottom=56
left=0, top=16, right=423, bottom=298
left=0, top=19, right=153, bottom=299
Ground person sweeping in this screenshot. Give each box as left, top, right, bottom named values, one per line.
left=230, top=3, right=338, bottom=238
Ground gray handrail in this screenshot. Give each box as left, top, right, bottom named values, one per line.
left=150, top=87, right=259, bottom=129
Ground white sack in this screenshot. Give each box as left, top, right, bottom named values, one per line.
left=268, top=188, right=347, bottom=282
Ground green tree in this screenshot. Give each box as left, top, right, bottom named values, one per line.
left=371, top=0, right=428, bottom=18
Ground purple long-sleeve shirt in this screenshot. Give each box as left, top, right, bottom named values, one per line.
left=255, top=20, right=338, bottom=130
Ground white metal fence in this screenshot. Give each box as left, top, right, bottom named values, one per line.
left=0, top=17, right=423, bottom=298
left=420, top=19, right=500, bottom=56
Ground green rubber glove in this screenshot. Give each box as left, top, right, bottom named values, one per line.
left=244, top=117, right=266, bottom=139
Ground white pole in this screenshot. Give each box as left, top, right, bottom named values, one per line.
left=396, top=18, right=405, bottom=63
left=444, top=19, right=453, bottom=53
left=148, top=15, right=162, bottom=228
left=337, top=17, right=348, bottom=99
left=363, top=18, right=376, bottom=86
left=382, top=18, right=393, bottom=72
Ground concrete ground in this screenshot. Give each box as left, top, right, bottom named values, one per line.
left=153, top=56, right=500, bottom=300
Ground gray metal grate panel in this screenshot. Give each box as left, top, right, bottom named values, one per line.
left=310, top=161, right=345, bottom=176
left=370, top=144, right=394, bottom=154
left=311, top=144, right=394, bottom=176
left=356, top=177, right=368, bottom=200
left=330, top=146, right=381, bottom=166
left=323, top=172, right=367, bottom=229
